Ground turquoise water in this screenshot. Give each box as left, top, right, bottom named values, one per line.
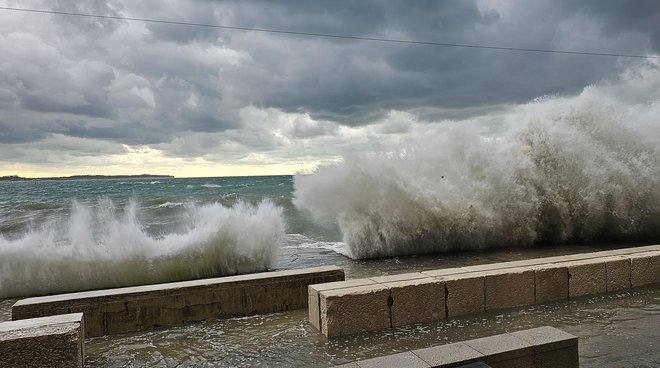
left=0, top=176, right=340, bottom=298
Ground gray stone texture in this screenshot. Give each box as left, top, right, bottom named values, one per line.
left=532, top=265, right=569, bottom=303
left=413, top=341, right=484, bottom=367
left=385, top=278, right=445, bottom=327
left=13, top=266, right=344, bottom=337
left=566, top=260, right=606, bottom=298
left=630, top=251, right=660, bottom=287
left=0, top=313, right=84, bottom=368
left=605, top=257, right=631, bottom=293
left=355, top=351, right=430, bottom=368
left=443, top=275, right=485, bottom=318
left=481, top=268, right=535, bottom=310
left=319, top=284, right=390, bottom=337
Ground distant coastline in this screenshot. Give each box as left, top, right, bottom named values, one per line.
left=0, top=174, right=174, bottom=181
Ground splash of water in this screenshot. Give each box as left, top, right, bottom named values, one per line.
left=294, top=65, right=660, bottom=259
left=0, top=199, right=285, bottom=298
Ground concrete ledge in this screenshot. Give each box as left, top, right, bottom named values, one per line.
left=566, top=259, right=606, bottom=298
left=630, top=251, right=660, bottom=287
left=0, top=313, right=84, bottom=368
left=341, top=326, right=577, bottom=368
left=310, top=245, right=660, bottom=337
left=320, top=284, right=390, bottom=338
left=13, top=266, right=344, bottom=337
left=443, top=275, right=485, bottom=318
left=385, top=278, right=445, bottom=327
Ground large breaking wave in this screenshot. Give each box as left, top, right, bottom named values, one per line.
left=0, top=199, right=284, bottom=298
left=294, top=64, right=660, bottom=259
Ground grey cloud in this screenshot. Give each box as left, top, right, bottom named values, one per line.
left=0, top=0, right=657, bottom=165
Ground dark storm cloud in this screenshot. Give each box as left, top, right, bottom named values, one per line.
left=563, top=0, right=660, bottom=50
left=0, top=0, right=657, bottom=159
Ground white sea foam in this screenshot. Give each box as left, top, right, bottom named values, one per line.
left=0, top=199, right=285, bottom=298
left=294, top=64, right=660, bottom=259
left=202, top=184, right=223, bottom=188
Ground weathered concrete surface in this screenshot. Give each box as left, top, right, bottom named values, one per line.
left=385, top=278, right=445, bottom=327
left=511, top=326, right=579, bottom=368
left=566, top=259, right=606, bottom=298
left=310, top=245, right=659, bottom=337
left=13, top=266, right=344, bottom=337
left=481, top=268, right=535, bottom=311
left=0, top=313, right=84, bottom=368
left=413, top=341, right=484, bottom=367
left=308, top=278, right=374, bottom=331
left=342, top=326, right=577, bottom=368
left=531, top=265, right=568, bottom=303
left=319, top=284, right=390, bottom=338
left=353, top=351, right=431, bottom=368
left=630, top=251, right=660, bottom=287
left=605, top=257, right=631, bottom=293
left=466, top=332, right=533, bottom=365
left=443, top=275, right=485, bottom=318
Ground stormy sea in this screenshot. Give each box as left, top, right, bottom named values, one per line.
left=1, top=68, right=659, bottom=367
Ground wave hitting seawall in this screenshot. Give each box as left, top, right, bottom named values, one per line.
left=294, top=65, right=660, bottom=259
left=0, top=199, right=285, bottom=298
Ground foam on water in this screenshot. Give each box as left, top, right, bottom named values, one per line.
left=0, top=199, right=285, bottom=298
left=294, top=64, right=660, bottom=259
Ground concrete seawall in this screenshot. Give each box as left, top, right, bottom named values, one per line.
left=337, top=326, right=578, bottom=368
left=0, top=313, right=84, bottom=368
left=13, top=266, right=344, bottom=337
left=310, top=245, right=660, bottom=337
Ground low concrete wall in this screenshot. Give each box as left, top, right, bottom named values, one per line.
left=337, top=326, right=578, bottom=368
left=0, top=313, right=84, bottom=368
left=13, top=266, right=344, bottom=337
left=311, top=245, right=660, bottom=337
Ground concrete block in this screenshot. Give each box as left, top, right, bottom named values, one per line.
left=566, top=260, right=606, bottom=298
left=421, top=267, right=469, bottom=278
left=605, top=257, right=631, bottom=292
left=488, top=355, right=534, bottom=368
left=630, top=251, right=660, bottom=287
left=443, top=275, right=484, bottom=318
left=413, top=342, right=484, bottom=367
left=481, top=268, right=535, bottom=311
left=465, top=333, right=533, bottom=364
left=370, top=272, right=428, bottom=283
left=531, top=265, right=568, bottom=303
left=510, top=326, right=578, bottom=354
left=355, top=351, right=430, bottom=368
left=384, top=278, right=445, bottom=327
left=0, top=313, right=84, bottom=368
left=13, top=266, right=344, bottom=337
left=335, top=363, right=361, bottom=368
left=319, top=284, right=390, bottom=337
left=534, top=345, right=579, bottom=368
left=308, top=278, right=375, bottom=331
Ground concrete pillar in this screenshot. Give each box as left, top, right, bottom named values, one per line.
left=384, top=277, right=445, bottom=327
left=319, top=284, right=390, bottom=337
left=0, top=313, right=84, bottom=368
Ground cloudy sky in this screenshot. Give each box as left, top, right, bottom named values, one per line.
left=0, top=0, right=658, bottom=177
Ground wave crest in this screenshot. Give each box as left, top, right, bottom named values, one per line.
left=0, top=199, right=285, bottom=298
left=294, top=67, right=660, bottom=259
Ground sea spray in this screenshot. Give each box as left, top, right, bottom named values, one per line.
left=0, top=198, right=285, bottom=298
left=294, top=65, right=660, bottom=259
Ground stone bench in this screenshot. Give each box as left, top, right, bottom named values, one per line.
left=0, top=313, right=84, bottom=368
left=310, top=245, right=660, bottom=337
left=13, top=266, right=344, bottom=337
left=337, top=326, right=578, bottom=368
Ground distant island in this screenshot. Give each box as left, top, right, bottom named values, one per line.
left=0, top=174, right=174, bottom=181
